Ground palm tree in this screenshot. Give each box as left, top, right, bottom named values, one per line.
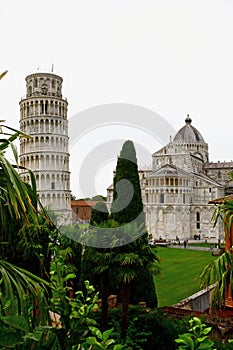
left=82, top=220, right=160, bottom=335
left=200, top=172, right=233, bottom=309
left=0, top=70, right=53, bottom=324
left=78, top=219, right=119, bottom=330
left=115, top=250, right=142, bottom=336
left=0, top=125, right=38, bottom=230
left=114, top=225, right=160, bottom=337
left=89, top=247, right=116, bottom=330
left=0, top=70, right=51, bottom=230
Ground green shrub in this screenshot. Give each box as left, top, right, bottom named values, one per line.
left=175, top=317, right=215, bottom=349
left=108, top=306, right=188, bottom=349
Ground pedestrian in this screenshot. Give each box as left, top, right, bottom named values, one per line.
left=184, top=240, right=187, bottom=249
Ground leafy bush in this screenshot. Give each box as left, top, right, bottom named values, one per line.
left=108, top=306, right=188, bottom=349
left=175, top=317, right=215, bottom=349
left=175, top=317, right=233, bottom=350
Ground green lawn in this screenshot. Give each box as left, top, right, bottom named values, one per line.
left=188, top=242, right=217, bottom=248
left=154, top=247, right=217, bottom=307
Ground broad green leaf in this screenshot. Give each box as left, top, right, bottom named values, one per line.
left=24, top=329, right=44, bottom=341
left=113, top=345, right=127, bottom=350
left=176, top=333, right=194, bottom=350
left=197, top=336, right=208, bottom=342
left=0, top=331, right=23, bottom=347
left=89, top=326, right=103, bottom=340
left=102, top=327, right=114, bottom=341
left=201, top=327, right=212, bottom=335
left=63, top=273, right=76, bottom=282
left=2, top=315, right=29, bottom=333
left=86, top=336, right=102, bottom=346
left=4, top=299, right=11, bottom=309
left=105, top=339, right=115, bottom=346
left=192, top=317, right=202, bottom=325
left=197, top=340, right=214, bottom=349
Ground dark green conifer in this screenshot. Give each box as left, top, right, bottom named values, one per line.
left=110, top=140, right=144, bottom=225
left=90, top=201, right=109, bottom=226
left=110, top=140, right=159, bottom=336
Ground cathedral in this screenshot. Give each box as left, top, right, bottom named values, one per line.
left=107, top=115, right=233, bottom=242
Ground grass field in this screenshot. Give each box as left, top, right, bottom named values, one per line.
left=188, top=242, right=220, bottom=248
left=154, top=247, right=217, bottom=307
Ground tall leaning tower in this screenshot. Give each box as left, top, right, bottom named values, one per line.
left=19, top=72, right=72, bottom=225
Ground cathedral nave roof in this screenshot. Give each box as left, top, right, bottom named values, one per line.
left=146, top=164, right=190, bottom=178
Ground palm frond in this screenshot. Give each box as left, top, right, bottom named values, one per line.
left=0, top=155, right=38, bottom=225
left=117, top=252, right=142, bottom=267
left=117, top=268, right=137, bottom=284
left=0, top=260, right=50, bottom=325
left=200, top=251, right=233, bottom=307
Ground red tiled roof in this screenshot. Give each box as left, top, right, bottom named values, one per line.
left=71, top=200, right=98, bottom=207
left=209, top=194, right=233, bottom=204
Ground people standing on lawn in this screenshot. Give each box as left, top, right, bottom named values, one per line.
left=184, top=240, right=187, bottom=249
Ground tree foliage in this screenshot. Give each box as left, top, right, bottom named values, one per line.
left=200, top=171, right=233, bottom=308
left=108, top=140, right=159, bottom=335
left=90, top=201, right=109, bottom=226
left=0, top=71, right=54, bottom=329
left=110, top=140, right=144, bottom=226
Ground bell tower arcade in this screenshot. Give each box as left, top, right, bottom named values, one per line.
left=19, top=72, right=72, bottom=225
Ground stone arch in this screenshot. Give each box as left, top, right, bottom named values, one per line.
left=193, top=152, right=203, bottom=160
left=55, top=101, right=58, bottom=115
left=35, top=100, right=39, bottom=115
left=45, top=155, right=49, bottom=168
left=40, top=100, right=44, bottom=114
left=45, top=100, right=48, bottom=115
left=50, top=119, right=54, bottom=132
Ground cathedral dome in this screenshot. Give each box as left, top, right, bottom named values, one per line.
left=173, top=115, right=205, bottom=143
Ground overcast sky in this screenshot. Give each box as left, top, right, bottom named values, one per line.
left=1, top=0, right=233, bottom=197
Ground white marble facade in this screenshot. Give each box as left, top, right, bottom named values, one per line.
left=19, top=72, right=72, bottom=225
left=107, top=116, right=233, bottom=241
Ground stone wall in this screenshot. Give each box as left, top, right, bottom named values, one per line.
left=173, top=283, right=216, bottom=312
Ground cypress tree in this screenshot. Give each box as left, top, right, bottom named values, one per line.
left=109, top=140, right=159, bottom=336
left=110, top=140, right=144, bottom=226
left=90, top=201, right=109, bottom=226
left=80, top=141, right=159, bottom=334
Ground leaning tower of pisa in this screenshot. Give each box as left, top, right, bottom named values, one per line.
left=19, top=71, right=72, bottom=225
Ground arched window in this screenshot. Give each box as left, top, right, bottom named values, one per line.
left=28, top=86, right=32, bottom=96
left=45, top=101, right=48, bottom=114
left=35, top=101, right=39, bottom=115
left=196, top=211, right=200, bottom=229
left=160, top=193, right=164, bottom=203
left=40, top=101, right=44, bottom=114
